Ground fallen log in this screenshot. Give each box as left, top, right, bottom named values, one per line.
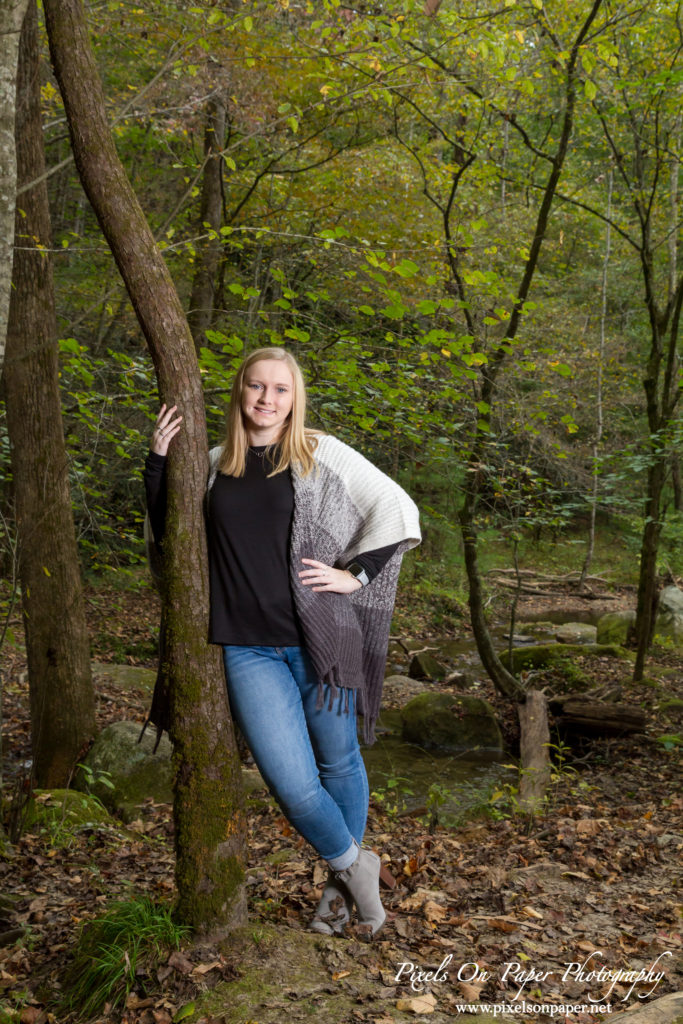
left=548, top=696, right=646, bottom=736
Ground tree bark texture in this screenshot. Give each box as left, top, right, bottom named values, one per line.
left=3, top=0, right=96, bottom=788
left=43, top=0, right=246, bottom=933
left=517, top=690, right=551, bottom=816
left=188, top=96, right=226, bottom=352
left=0, top=0, right=29, bottom=367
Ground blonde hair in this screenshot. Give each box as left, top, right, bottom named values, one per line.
left=217, top=347, right=319, bottom=477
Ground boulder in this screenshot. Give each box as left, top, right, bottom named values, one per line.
left=605, top=991, right=683, bottom=1023
left=597, top=610, right=636, bottom=645
left=555, top=622, right=598, bottom=644
left=400, top=692, right=503, bottom=753
left=659, top=697, right=683, bottom=722
left=499, top=642, right=627, bottom=681
left=382, top=674, right=433, bottom=705
left=409, top=651, right=447, bottom=680
left=25, top=790, right=113, bottom=833
left=92, top=661, right=157, bottom=695
left=75, top=720, right=173, bottom=822
left=444, top=669, right=478, bottom=689
left=655, top=585, right=683, bottom=643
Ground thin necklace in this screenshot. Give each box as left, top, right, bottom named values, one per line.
left=249, top=444, right=272, bottom=459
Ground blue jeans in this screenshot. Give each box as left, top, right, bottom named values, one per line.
left=222, top=645, right=368, bottom=861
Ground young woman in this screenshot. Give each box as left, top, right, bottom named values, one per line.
left=144, top=348, right=420, bottom=938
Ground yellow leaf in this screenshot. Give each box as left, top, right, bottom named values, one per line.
left=396, top=992, right=437, bottom=1014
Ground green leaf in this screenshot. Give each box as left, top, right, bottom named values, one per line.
left=394, top=258, right=419, bottom=278
left=173, top=1004, right=196, bottom=1023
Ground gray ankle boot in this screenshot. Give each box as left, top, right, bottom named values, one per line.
left=310, top=871, right=351, bottom=936
left=333, top=847, right=386, bottom=939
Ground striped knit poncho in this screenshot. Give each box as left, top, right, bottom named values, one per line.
left=208, top=434, right=421, bottom=743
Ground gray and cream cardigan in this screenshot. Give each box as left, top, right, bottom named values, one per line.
left=208, top=434, right=421, bottom=743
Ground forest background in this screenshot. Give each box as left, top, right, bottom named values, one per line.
left=4, top=0, right=683, bottom=642
left=0, top=0, right=682, bottom=1020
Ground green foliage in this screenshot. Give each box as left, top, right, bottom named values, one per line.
left=4, top=0, right=681, bottom=601
left=59, top=897, right=189, bottom=1020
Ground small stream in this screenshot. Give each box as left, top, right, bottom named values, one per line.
left=363, top=609, right=599, bottom=826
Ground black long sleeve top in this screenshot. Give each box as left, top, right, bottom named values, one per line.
left=143, top=448, right=398, bottom=645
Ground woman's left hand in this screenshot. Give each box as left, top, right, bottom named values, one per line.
left=298, top=558, right=362, bottom=594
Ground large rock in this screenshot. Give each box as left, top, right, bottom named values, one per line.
left=597, top=610, right=636, bottom=645
left=499, top=642, right=628, bottom=682
left=400, top=692, right=503, bottom=753
left=25, top=790, right=113, bottom=833
left=655, top=585, right=683, bottom=643
left=92, top=661, right=157, bottom=695
left=409, top=651, right=447, bottom=680
left=382, top=674, right=433, bottom=705
left=555, top=622, right=597, bottom=644
left=607, top=991, right=683, bottom=1023
left=75, top=720, right=173, bottom=821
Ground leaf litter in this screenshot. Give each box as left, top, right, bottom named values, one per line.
left=0, top=581, right=681, bottom=1023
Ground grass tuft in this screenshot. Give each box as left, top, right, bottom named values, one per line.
left=59, top=897, right=188, bottom=1020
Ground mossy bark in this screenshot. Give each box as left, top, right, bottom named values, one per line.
left=4, top=0, right=96, bottom=787
left=43, top=0, right=246, bottom=933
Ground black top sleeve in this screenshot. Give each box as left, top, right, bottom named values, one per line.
left=143, top=450, right=167, bottom=547
left=348, top=543, right=400, bottom=583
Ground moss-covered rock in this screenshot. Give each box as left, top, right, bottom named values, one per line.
left=655, top=585, right=683, bottom=645
left=91, top=661, right=157, bottom=695
left=659, top=697, right=683, bottom=722
left=499, top=642, right=628, bottom=682
left=24, top=789, right=113, bottom=834
left=555, top=622, right=597, bottom=644
left=597, top=610, right=636, bottom=645
left=400, top=692, right=503, bottom=752
left=74, top=720, right=173, bottom=822
left=408, top=651, right=447, bottom=680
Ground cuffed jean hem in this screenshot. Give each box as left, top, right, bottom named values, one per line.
left=222, top=644, right=369, bottom=862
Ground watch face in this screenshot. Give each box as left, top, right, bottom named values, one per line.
left=348, top=563, right=369, bottom=585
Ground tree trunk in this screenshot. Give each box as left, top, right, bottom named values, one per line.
left=459, top=502, right=524, bottom=699
left=517, top=690, right=551, bottom=816
left=43, top=0, right=246, bottom=934
left=633, top=459, right=666, bottom=680
left=672, top=452, right=683, bottom=512
left=188, top=96, right=226, bottom=353
left=0, top=0, right=29, bottom=366
left=2, top=0, right=96, bottom=788
left=455, top=0, right=604, bottom=702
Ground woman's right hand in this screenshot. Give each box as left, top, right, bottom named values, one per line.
left=150, top=403, right=183, bottom=456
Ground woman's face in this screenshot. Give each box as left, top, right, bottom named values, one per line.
left=241, top=358, right=295, bottom=443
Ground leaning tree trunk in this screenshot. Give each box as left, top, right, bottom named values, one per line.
left=2, top=0, right=96, bottom=788
left=43, top=0, right=246, bottom=933
left=0, top=0, right=29, bottom=364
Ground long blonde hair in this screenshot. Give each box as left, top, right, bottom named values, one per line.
left=217, top=347, right=319, bottom=477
